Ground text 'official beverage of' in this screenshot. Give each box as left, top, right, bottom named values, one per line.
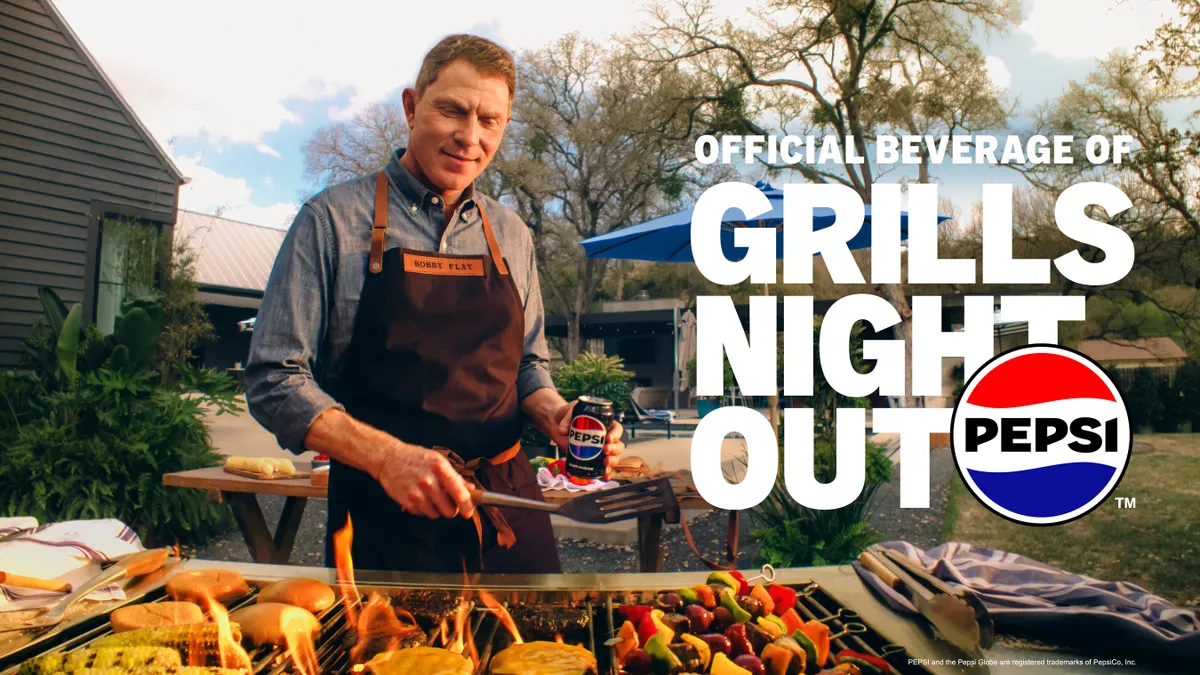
left=566, top=396, right=614, bottom=482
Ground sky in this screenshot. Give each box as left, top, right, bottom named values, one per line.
left=55, top=0, right=1182, bottom=229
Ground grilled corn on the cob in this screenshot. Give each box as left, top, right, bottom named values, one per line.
left=91, top=624, right=242, bottom=663
left=19, top=648, right=181, bottom=675
left=223, top=457, right=295, bottom=476
left=69, top=668, right=247, bottom=675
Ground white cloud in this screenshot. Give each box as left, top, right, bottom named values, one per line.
left=174, top=154, right=296, bottom=229
left=55, top=0, right=688, bottom=149
left=1021, top=0, right=1178, bottom=59
left=984, top=55, right=1011, bottom=89
left=255, top=143, right=282, bottom=158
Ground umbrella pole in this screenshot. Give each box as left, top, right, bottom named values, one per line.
left=765, top=283, right=779, bottom=436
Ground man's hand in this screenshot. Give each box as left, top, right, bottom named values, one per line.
left=374, top=443, right=477, bottom=520
left=522, top=389, right=625, bottom=467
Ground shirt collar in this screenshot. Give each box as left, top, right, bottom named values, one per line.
left=384, top=148, right=478, bottom=213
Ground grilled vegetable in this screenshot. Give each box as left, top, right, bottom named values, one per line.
left=20, top=647, right=182, bottom=675
left=765, top=587, right=796, bottom=617
left=689, top=585, right=717, bottom=609
left=91, top=624, right=242, bottom=664
left=718, top=590, right=751, bottom=624
left=797, top=621, right=831, bottom=667
left=71, top=662, right=249, bottom=667
left=615, top=620, right=640, bottom=665
left=645, top=634, right=682, bottom=675
left=748, top=586, right=774, bottom=616
left=833, top=650, right=891, bottom=674
left=71, top=669, right=247, bottom=675
left=710, top=653, right=750, bottom=675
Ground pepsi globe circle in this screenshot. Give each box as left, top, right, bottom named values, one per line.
left=950, top=344, right=1132, bottom=526
left=566, top=396, right=614, bottom=481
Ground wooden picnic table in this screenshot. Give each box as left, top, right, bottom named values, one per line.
left=162, top=464, right=722, bottom=572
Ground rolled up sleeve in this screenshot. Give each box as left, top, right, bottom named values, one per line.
left=517, top=236, right=555, bottom=400
left=243, top=204, right=344, bottom=453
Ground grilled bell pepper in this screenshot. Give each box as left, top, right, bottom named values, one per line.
left=710, top=652, right=752, bottom=675
left=645, top=633, right=682, bottom=675
left=765, top=585, right=797, bottom=617
left=620, top=605, right=654, bottom=625
left=778, top=608, right=803, bottom=634
left=834, top=650, right=891, bottom=674
left=789, top=630, right=818, bottom=670
left=730, top=572, right=749, bottom=595
left=719, top=588, right=752, bottom=624
left=748, top=585, right=775, bottom=616
left=615, top=620, right=639, bottom=664
left=690, top=584, right=717, bottom=609
left=797, top=621, right=831, bottom=667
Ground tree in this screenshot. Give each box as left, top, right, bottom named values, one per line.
left=492, top=34, right=722, bottom=360
left=302, top=102, right=409, bottom=190
left=631, top=0, right=1018, bottom=404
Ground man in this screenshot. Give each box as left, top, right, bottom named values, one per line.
left=244, top=34, right=623, bottom=574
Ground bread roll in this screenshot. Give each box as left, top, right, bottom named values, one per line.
left=258, top=578, right=335, bottom=614
left=229, top=602, right=320, bottom=647
left=490, top=642, right=597, bottom=675
left=367, top=647, right=472, bottom=675
left=165, top=570, right=250, bottom=604
left=110, top=601, right=204, bottom=632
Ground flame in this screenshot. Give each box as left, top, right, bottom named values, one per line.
left=350, top=595, right=421, bottom=663
left=351, top=666, right=365, bottom=674
left=439, top=619, right=449, bottom=646
left=448, top=602, right=469, bottom=655
left=554, top=634, right=563, bottom=644
left=478, top=591, right=522, bottom=645
left=333, top=516, right=360, bottom=628
left=200, top=592, right=251, bottom=671
left=281, top=605, right=319, bottom=675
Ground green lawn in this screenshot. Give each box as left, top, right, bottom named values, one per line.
left=943, top=434, right=1200, bottom=608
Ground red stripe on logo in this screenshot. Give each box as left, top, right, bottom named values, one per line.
left=966, top=352, right=1115, bottom=408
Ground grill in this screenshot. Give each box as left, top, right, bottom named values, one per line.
left=0, top=571, right=934, bottom=675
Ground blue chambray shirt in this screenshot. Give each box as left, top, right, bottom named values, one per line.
left=243, top=148, right=556, bottom=454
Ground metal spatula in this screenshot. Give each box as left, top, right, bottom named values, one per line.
left=0, top=548, right=170, bottom=634
left=470, top=477, right=679, bottom=523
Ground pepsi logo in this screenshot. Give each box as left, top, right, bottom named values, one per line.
left=950, top=345, right=1132, bottom=526
left=568, top=415, right=607, bottom=461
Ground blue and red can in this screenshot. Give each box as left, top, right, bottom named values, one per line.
left=565, top=396, right=614, bottom=482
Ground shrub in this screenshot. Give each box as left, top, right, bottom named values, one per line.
left=749, top=439, right=893, bottom=567
left=551, top=352, right=635, bottom=414
left=521, top=352, right=635, bottom=448
left=0, top=288, right=235, bottom=546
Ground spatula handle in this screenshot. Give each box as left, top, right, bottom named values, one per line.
left=858, top=551, right=900, bottom=588
left=469, top=489, right=560, bottom=513
left=0, top=571, right=71, bottom=593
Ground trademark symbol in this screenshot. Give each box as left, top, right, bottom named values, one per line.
left=1115, top=497, right=1137, bottom=509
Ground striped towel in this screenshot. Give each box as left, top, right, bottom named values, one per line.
left=853, top=541, right=1200, bottom=664
left=0, top=518, right=143, bottom=612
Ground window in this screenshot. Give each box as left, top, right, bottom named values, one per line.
left=96, top=217, right=161, bottom=334
left=85, top=203, right=173, bottom=336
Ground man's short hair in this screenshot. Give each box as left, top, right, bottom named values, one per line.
left=416, top=34, right=516, bottom=99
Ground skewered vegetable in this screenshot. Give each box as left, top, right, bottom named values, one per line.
left=624, top=649, right=652, bottom=675
left=788, top=631, right=818, bottom=672
left=731, top=655, right=764, bottom=675
left=684, top=606, right=714, bottom=633
left=754, top=616, right=784, bottom=641
left=777, top=609, right=803, bottom=635
left=620, top=606, right=654, bottom=625
left=667, top=642, right=703, bottom=672
left=654, top=593, right=684, bottom=613
left=764, top=587, right=796, bottom=617
left=615, top=621, right=639, bottom=664
left=91, top=624, right=241, bottom=664
left=833, top=651, right=891, bottom=674
left=679, top=634, right=712, bottom=671
left=709, top=653, right=750, bottom=675
left=769, top=637, right=807, bottom=675
left=748, top=587, right=774, bottom=616
left=689, top=586, right=717, bottom=609
left=758, top=644, right=792, bottom=675
left=20, top=648, right=182, bottom=675
left=734, top=596, right=764, bottom=620
left=741, top=622, right=771, bottom=655
left=718, top=590, right=751, bottom=625
left=706, top=573, right=739, bottom=593
left=722, top=625, right=752, bottom=657
left=645, top=634, right=682, bottom=675
left=697, top=634, right=731, bottom=660
left=710, top=608, right=734, bottom=633
left=660, top=614, right=690, bottom=638
left=796, top=622, right=831, bottom=667
left=677, top=588, right=700, bottom=606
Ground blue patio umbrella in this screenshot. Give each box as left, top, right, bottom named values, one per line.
left=580, top=181, right=941, bottom=262
left=578, top=180, right=947, bottom=413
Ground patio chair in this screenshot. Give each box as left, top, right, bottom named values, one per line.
left=624, top=396, right=676, bottom=439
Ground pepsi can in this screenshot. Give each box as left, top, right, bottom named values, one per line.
left=566, top=396, right=614, bottom=481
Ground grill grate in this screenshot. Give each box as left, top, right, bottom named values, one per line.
left=3, top=581, right=931, bottom=675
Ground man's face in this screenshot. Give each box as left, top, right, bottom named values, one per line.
left=402, top=60, right=511, bottom=192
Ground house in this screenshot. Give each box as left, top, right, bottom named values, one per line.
left=1076, top=337, right=1188, bottom=371
left=173, top=210, right=287, bottom=371
left=0, top=0, right=185, bottom=367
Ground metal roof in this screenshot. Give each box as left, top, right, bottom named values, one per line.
left=174, top=210, right=286, bottom=294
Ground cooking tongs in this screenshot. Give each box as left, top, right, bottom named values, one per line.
left=470, top=477, right=679, bottom=523
left=858, top=546, right=994, bottom=655
left=0, top=548, right=170, bottom=634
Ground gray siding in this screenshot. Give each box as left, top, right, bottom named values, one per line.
left=0, top=0, right=181, bottom=367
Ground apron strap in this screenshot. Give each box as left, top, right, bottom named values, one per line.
left=478, top=206, right=509, bottom=276
left=435, top=444, right=523, bottom=550
left=374, top=170, right=507, bottom=276
left=370, top=172, right=388, bottom=274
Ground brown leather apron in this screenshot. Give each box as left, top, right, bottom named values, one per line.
left=324, top=172, right=561, bottom=574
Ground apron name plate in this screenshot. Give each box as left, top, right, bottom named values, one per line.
left=403, top=253, right=484, bottom=276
